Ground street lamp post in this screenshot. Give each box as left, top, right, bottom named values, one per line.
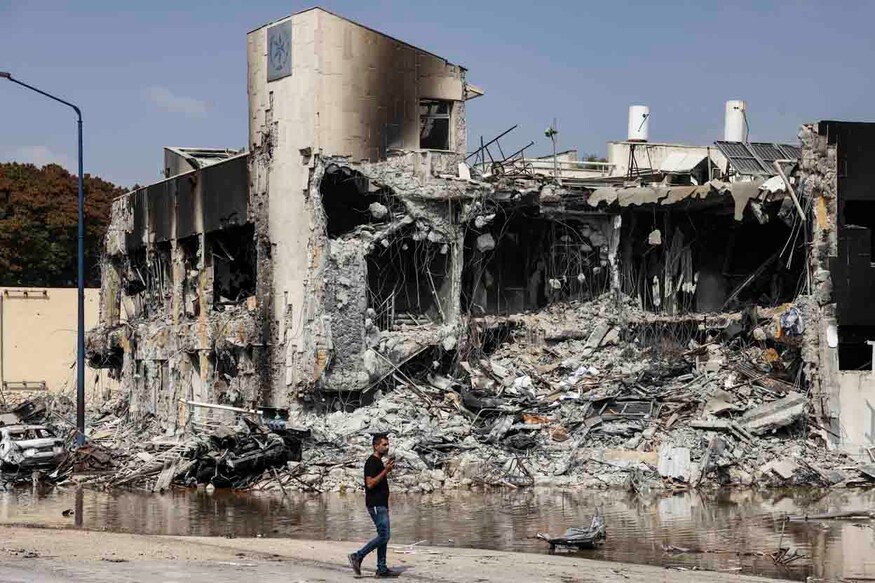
left=1, top=72, right=86, bottom=445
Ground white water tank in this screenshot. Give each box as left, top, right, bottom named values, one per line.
left=724, top=100, right=747, bottom=142
left=627, top=105, right=650, bottom=142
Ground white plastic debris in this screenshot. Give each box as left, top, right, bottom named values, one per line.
left=513, top=375, right=533, bottom=390
left=476, top=233, right=495, bottom=252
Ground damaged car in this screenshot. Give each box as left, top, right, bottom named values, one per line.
left=0, top=425, right=66, bottom=471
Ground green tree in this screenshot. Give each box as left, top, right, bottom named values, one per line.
left=0, top=162, right=125, bottom=287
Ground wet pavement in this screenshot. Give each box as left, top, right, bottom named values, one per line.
left=0, top=485, right=873, bottom=581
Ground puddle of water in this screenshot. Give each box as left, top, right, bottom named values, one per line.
left=0, top=485, right=873, bottom=581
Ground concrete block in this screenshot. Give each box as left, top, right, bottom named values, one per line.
left=741, top=392, right=807, bottom=435
left=765, top=459, right=799, bottom=480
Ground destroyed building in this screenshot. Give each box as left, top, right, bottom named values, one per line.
left=86, top=7, right=873, bottom=475
left=87, top=7, right=476, bottom=426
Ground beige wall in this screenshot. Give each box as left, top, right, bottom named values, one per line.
left=1, top=287, right=116, bottom=403
left=836, top=371, right=875, bottom=459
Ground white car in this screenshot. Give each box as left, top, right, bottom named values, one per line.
left=0, top=425, right=66, bottom=471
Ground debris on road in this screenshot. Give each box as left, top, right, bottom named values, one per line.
left=537, top=511, right=607, bottom=551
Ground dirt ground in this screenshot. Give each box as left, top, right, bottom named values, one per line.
left=0, top=525, right=793, bottom=582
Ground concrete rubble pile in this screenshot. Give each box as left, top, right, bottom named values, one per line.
left=245, top=296, right=873, bottom=494
left=60, top=8, right=875, bottom=500
left=39, top=290, right=874, bottom=494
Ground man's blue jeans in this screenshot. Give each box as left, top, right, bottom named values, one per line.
left=355, top=506, right=390, bottom=572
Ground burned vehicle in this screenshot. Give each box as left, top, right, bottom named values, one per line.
left=0, top=425, right=66, bottom=471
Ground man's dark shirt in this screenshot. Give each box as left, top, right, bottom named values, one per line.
left=364, top=455, right=390, bottom=508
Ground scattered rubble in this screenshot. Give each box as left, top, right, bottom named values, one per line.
left=64, top=414, right=306, bottom=492
left=12, top=289, right=875, bottom=495
left=8, top=291, right=875, bottom=495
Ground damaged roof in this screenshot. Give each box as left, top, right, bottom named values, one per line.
left=586, top=179, right=785, bottom=221
left=165, top=147, right=244, bottom=171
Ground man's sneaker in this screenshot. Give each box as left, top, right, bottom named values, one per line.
left=375, top=568, right=400, bottom=578
left=347, top=552, right=362, bottom=576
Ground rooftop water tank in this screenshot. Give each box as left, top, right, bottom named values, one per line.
left=724, top=100, right=747, bottom=142
left=627, top=105, right=650, bottom=142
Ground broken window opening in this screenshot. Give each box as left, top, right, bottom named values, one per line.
left=153, top=242, right=172, bottom=297
left=544, top=220, right=612, bottom=304
left=120, top=249, right=157, bottom=319
left=463, top=209, right=610, bottom=316
left=838, top=325, right=875, bottom=371
left=208, top=224, right=257, bottom=309
left=124, top=249, right=147, bottom=296
left=621, top=205, right=803, bottom=315
left=212, top=345, right=250, bottom=407
left=179, top=236, right=200, bottom=269
left=367, top=237, right=449, bottom=329
left=419, top=99, right=451, bottom=150
left=88, top=345, right=123, bottom=371
left=321, top=164, right=400, bottom=238
left=842, top=201, right=875, bottom=262
left=179, top=236, right=201, bottom=318
left=215, top=348, right=239, bottom=380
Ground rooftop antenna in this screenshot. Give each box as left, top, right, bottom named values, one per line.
left=545, top=119, right=559, bottom=184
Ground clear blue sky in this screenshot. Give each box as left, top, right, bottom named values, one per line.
left=1, top=0, right=872, bottom=188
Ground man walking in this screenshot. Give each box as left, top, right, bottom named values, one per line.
left=348, top=434, right=398, bottom=577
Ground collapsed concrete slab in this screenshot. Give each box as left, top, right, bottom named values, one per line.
left=740, top=392, right=807, bottom=435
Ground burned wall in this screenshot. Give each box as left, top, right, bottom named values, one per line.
left=819, top=122, right=875, bottom=333
left=619, top=201, right=804, bottom=315
left=90, top=155, right=268, bottom=432
left=312, top=9, right=467, bottom=159
left=463, top=205, right=614, bottom=316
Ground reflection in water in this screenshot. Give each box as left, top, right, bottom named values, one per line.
left=0, top=486, right=873, bottom=581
